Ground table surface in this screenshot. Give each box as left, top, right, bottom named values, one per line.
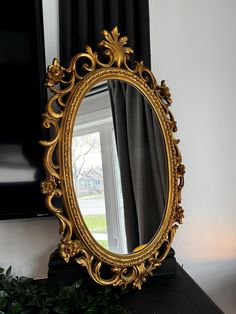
left=121, top=263, right=224, bottom=314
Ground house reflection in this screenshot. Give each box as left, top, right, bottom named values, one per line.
left=77, top=167, right=104, bottom=195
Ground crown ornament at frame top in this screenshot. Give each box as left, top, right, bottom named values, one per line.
left=44, top=26, right=173, bottom=107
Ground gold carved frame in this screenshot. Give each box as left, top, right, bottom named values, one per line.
left=40, top=27, right=185, bottom=289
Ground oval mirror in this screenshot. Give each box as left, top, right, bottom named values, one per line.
left=40, top=27, right=185, bottom=289
left=72, top=80, right=168, bottom=255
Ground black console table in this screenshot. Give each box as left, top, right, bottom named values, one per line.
left=48, top=250, right=223, bottom=313
left=121, top=263, right=223, bottom=314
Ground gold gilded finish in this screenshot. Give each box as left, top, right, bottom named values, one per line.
left=40, top=27, right=185, bottom=289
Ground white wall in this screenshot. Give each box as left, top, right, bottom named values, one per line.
left=42, top=0, right=60, bottom=65
left=149, top=1, right=236, bottom=313
left=0, top=218, right=60, bottom=279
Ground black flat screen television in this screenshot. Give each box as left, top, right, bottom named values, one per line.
left=0, top=0, right=51, bottom=219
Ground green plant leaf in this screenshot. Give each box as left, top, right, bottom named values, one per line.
left=6, top=266, right=12, bottom=278
left=0, top=273, right=6, bottom=282
left=0, top=265, right=128, bottom=314
left=0, top=268, right=4, bottom=274
left=20, top=310, right=32, bottom=314
left=19, top=276, right=33, bottom=284
left=0, top=298, right=8, bottom=311
left=53, top=303, right=71, bottom=314
left=9, top=300, right=24, bottom=313
left=0, top=290, right=8, bottom=298
left=75, top=278, right=83, bottom=288
left=40, top=308, right=50, bottom=314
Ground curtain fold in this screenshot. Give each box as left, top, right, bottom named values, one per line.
left=108, top=81, right=167, bottom=252
left=59, top=0, right=151, bottom=67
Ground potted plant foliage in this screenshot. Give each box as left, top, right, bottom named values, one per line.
left=0, top=267, right=128, bottom=314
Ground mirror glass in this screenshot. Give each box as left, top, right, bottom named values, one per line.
left=72, top=80, right=168, bottom=254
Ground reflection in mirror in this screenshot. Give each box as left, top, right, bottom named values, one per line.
left=72, top=81, right=168, bottom=254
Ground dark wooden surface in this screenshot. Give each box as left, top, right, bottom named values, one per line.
left=47, top=251, right=224, bottom=314
left=121, top=263, right=224, bottom=314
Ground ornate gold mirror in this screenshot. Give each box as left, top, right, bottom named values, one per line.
left=40, top=27, right=185, bottom=289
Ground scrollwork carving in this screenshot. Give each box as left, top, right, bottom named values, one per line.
left=40, top=27, right=185, bottom=289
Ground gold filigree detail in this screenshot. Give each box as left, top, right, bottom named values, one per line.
left=40, top=176, right=56, bottom=195
left=46, top=59, right=65, bottom=87
left=100, top=27, right=134, bottom=67
left=158, top=80, right=172, bottom=106
left=175, top=206, right=184, bottom=224
left=59, top=240, right=82, bottom=263
left=75, top=248, right=161, bottom=289
left=178, top=164, right=186, bottom=176
left=40, top=27, right=185, bottom=289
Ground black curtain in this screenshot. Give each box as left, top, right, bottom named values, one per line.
left=59, top=0, right=150, bottom=68
left=108, top=81, right=168, bottom=252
